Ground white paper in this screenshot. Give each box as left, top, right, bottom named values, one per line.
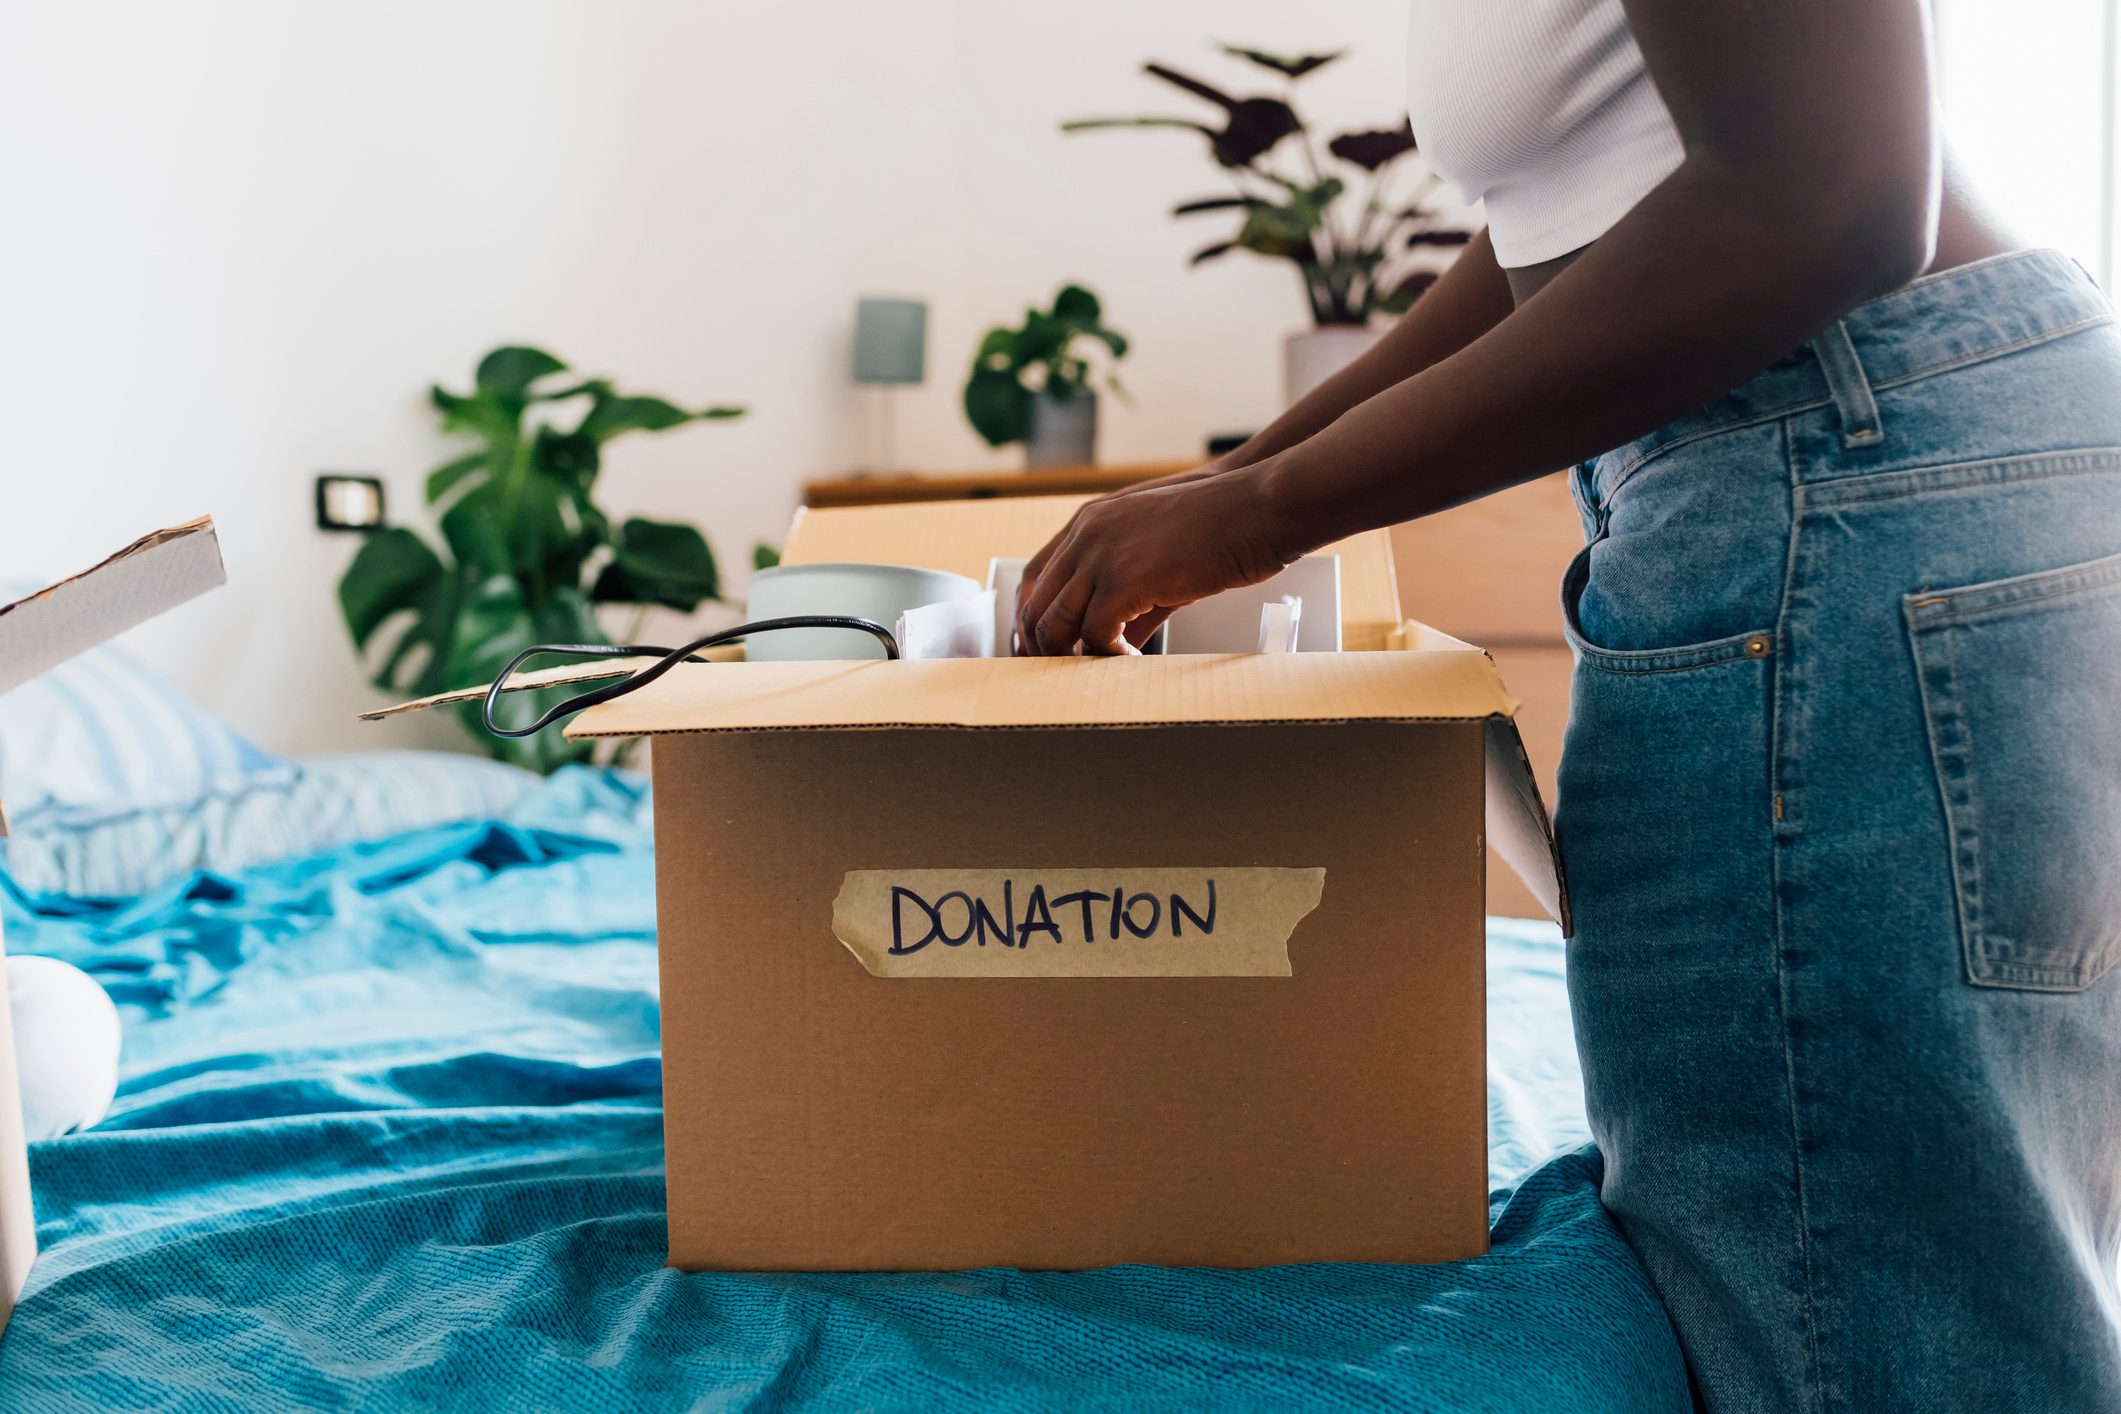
left=895, top=590, right=999, bottom=660
left=1165, top=555, right=1341, bottom=654
left=986, top=558, right=1027, bottom=656
left=1257, top=596, right=1303, bottom=653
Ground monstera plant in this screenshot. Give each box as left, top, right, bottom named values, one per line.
left=1065, top=44, right=1470, bottom=326
left=339, top=345, right=743, bottom=772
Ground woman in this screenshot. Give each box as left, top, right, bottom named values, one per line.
left=1015, top=3, right=2121, bottom=1410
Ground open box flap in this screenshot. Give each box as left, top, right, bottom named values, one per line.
left=1485, top=715, right=1571, bottom=935
left=0, top=517, right=224, bottom=837
left=355, top=648, right=741, bottom=722
left=783, top=495, right=1404, bottom=651
left=0, top=517, right=224, bottom=697
left=562, top=648, right=1520, bottom=738
left=1389, top=620, right=1571, bottom=932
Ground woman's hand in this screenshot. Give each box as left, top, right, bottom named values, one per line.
left=1013, top=463, right=1300, bottom=655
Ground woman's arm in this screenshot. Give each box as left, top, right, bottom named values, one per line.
left=1017, top=231, right=1514, bottom=609
left=1018, top=0, right=1940, bottom=655
left=1199, top=229, right=1519, bottom=477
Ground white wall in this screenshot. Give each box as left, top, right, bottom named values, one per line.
left=0, top=0, right=1424, bottom=755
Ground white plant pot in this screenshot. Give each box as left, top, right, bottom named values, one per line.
left=1283, top=325, right=1386, bottom=409
left=1025, top=390, right=1098, bottom=469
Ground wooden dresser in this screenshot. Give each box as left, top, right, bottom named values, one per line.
left=802, top=466, right=1586, bottom=920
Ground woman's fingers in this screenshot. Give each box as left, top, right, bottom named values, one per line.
left=1014, top=546, right=1074, bottom=653
left=1077, top=583, right=1146, bottom=656
left=1123, top=606, right=1175, bottom=649
left=1033, top=570, right=1096, bottom=656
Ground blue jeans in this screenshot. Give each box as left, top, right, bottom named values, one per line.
left=1556, top=249, right=2121, bottom=1413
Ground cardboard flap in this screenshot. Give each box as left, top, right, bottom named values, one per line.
left=0, top=518, right=224, bottom=696
left=356, top=648, right=741, bottom=722
left=1484, top=715, right=1571, bottom=935
left=784, top=495, right=1403, bottom=650
left=565, top=649, right=1519, bottom=739
left=0, top=517, right=224, bottom=834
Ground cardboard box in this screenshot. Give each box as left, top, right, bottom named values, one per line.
left=1389, top=473, right=1585, bottom=918
left=378, top=496, right=1566, bottom=1271
left=0, top=517, right=225, bottom=1333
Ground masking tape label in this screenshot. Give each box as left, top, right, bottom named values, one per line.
left=831, top=868, right=1324, bottom=978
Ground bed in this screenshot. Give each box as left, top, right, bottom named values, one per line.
left=0, top=663, right=1690, bottom=1412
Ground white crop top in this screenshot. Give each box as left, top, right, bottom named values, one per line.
left=1405, top=0, right=1686, bottom=267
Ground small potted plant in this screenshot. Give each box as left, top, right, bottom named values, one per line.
left=1065, top=44, right=1471, bottom=405
left=338, top=345, right=747, bottom=772
left=963, top=284, right=1129, bottom=468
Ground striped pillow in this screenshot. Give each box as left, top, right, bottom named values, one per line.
left=0, top=751, right=539, bottom=900
left=0, top=644, right=292, bottom=829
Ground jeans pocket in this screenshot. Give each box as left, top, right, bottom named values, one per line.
left=1905, top=548, right=2121, bottom=990
left=1560, top=538, right=1777, bottom=676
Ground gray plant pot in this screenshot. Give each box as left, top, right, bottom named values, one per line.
left=1025, top=389, right=1098, bottom=469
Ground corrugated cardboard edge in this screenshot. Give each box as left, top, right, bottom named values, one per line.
left=0, top=920, right=32, bottom=1335
left=0, top=517, right=218, bottom=628
left=0, top=517, right=225, bottom=835
left=559, top=650, right=1520, bottom=738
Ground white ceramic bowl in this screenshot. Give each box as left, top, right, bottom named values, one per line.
left=744, top=562, right=983, bottom=660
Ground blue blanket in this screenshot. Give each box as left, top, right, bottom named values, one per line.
left=0, top=769, right=1687, bottom=1412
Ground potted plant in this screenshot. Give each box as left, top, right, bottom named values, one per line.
left=963, top=284, right=1129, bottom=468
left=1065, top=44, right=1470, bottom=405
left=338, top=344, right=745, bottom=772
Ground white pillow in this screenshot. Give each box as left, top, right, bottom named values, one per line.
left=0, top=644, right=291, bottom=829
left=0, top=751, right=539, bottom=899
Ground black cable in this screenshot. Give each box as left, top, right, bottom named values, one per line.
left=480, top=615, right=899, bottom=739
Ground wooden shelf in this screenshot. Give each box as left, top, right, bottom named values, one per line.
left=802, top=461, right=1192, bottom=509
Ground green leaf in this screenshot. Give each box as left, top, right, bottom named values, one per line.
left=964, top=365, right=1032, bottom=447
left=1172, top=195, right=1261, bottom=217
left=1010, top=311, right=1071, bottom=367
left=430, top=386, right=517, bottom=442
left=1062, top=116, right=1218, bottom=140
left=532, top=427, right=601, bottom=488
left=337, top=527, right=462, bottom=698
left=1217, top=45, right=1343, bottom=80
left=475, top=346, right=567, bottom=400
left=1052, top=284, right=1102, bottom=326
left=752, top=543, right=781, bottom=571
left=532, top=377, right=611, bottom=404
left=975, top=328, right=1015, bottom=365
left=577, top=391, right=741, bottom=445
left=1236, top=202, right=1322, bottom=260
left=592, top=517, right=721, bottom=612
left=425, top=450, right=489, bottom=504
left=338, top=527, right=446, bottom=650
left=438, top=486, right=514, bottom=580
left=578, top=393, right=692, bottom=442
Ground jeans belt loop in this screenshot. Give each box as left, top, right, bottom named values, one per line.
left=1810, top=320, right=1886, bottom=450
